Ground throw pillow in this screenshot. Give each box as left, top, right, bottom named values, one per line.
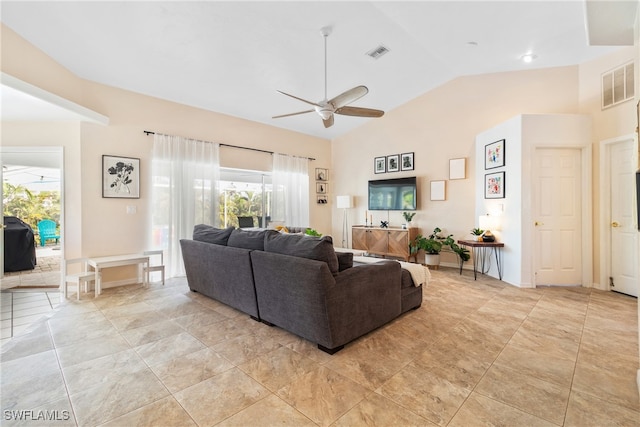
left=193, top=224, right=234, bottom=246
left=228, top=228, right=277, bottom=251
left=336, top=252, right=353, bottom=272
left=264, top=233, right=339, bottom=274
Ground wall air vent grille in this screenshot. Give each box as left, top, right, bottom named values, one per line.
left=366, top=45, right=390, bottom=59
left=602, top=61, right=634, bottom=109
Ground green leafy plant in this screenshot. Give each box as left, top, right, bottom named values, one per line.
left=411, top=227, right=470, bottom=262
left=470, top=228, right=484, bottom=236
left=305, top=228, right=322, bottom=237
left=402, top=212, right=416, bottom=223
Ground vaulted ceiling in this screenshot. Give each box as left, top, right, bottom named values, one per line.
left=1, top=1, right=636, bottom=139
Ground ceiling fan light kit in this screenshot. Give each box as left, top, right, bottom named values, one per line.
left=273, top=26, right=385, bottom=128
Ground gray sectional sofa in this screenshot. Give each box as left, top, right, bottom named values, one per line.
left=180, top=225, right=422, bottom=354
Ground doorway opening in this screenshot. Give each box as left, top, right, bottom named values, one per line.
left=1, top=147, right=63, bottom=290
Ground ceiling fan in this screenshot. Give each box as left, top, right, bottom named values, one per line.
left=272, top=26, right=384, bottom=129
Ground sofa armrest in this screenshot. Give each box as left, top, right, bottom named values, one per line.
left=328, top=261, right=402, bottom=345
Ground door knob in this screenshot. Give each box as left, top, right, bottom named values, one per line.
left=611, top=221, right=620, bottom=227
left=535, top=221, right=544, bottom=226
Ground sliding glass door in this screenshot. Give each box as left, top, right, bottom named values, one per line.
left=219, top=168, right=272, bottom=228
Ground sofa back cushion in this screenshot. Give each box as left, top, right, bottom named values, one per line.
left=228, top=228, right=277, bottom=251
left=264, top=233, right=339, bottom=274
left=193, top=225, right=234, bottom=246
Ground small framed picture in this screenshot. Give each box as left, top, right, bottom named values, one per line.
left=449, top=158, right=466, bottom=180
left=102, top=155, right=140, bottom=198
left=485, top=139, right=505, bottom=170
left=317, top=195, right=328, bottom=204
left=316, top=182, right=327, bottom=194
left=485, top=171, right=505, bottom=199
left=374, top=156, right=386, bottom=174
left=315, top=168, right=328, bottom=181
left=401, top=152, right=414, bottom=171
left=387, top=154, right=400, bottom=173
left=430, top=180, right=446, bottom=201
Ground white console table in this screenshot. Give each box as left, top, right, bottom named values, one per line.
left=87, top=254, right=149, bottom=296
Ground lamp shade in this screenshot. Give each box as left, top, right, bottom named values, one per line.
left=479, top=215, right=491, bottom=231
left=336, top=195, right=353, bottom=209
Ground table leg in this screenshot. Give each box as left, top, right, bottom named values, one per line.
left=471, top=247, right=478, bottom=280
left=493, top=247, right=503, bottom=280
left=95, top=268, right=101, bottom=297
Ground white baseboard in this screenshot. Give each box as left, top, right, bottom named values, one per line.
left=637, top=369, right=640, bottom=397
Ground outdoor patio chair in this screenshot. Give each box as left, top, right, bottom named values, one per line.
left=37, top=219, right=60, bottom=247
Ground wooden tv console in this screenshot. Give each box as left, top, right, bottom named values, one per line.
left=352, top=226, right=419, bottom=262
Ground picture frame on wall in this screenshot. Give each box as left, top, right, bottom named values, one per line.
left=401, top=152, right=414, bottom=171
left=317, top=195, right=328, bottom=204
left=316, top=182, right=327, bottom=194
left=485, top=171, right=505, bottom=199
left=315, top=168, right=328, bottom=181
left=430, top=180, right=446, bottom=201
left=485, top=139, right=505, bottom=170
left=374, top=156, right=386, bottom=174
left=102, top=155, right=140, bottom=199
left=449, top=158, right=466, bottom=180
left=387, top=154, right=400, bottom=172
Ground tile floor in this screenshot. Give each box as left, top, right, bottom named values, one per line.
left=0, top=290, right=61, bottom=342
left=0, top=268, right=638, bottom=426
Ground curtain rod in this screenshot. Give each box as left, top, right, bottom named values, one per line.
left=143, top=130, right=315, bottom=161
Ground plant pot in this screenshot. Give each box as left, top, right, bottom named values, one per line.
left=424, top=253, right=441, bottom=269
left=477, top=236, right=483, bottom=241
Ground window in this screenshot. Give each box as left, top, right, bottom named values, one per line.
left=219, top=168, right=272, bottom=228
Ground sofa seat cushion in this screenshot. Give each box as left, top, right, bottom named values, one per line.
left=193, top=225, right=234, bottom=246
left=228, top=228, right=278, bottom=251
left=264, top=233, right=339, bottom=274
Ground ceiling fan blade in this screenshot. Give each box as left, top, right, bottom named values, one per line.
left=276, top=90, right=322, bottom=107
left=329, top=85, right=369, bottom=109
left=335, top=106, right=385, bottom=118
left=272, top=109, right=314, bottom=119
left=323, top=114, right=334, bottom=128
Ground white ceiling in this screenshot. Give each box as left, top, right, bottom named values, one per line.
left=0, top=1, right=635, bottom=140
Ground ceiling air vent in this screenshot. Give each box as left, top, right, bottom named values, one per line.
left=366, top=45, right=390, bottom=60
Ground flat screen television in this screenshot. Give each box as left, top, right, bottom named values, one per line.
left=368, top=177, right=417, bottom=211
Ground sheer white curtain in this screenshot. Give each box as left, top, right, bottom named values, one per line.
left=271, top=153, right=310, bottom=227
left=151, top=134, right=220, bottom=277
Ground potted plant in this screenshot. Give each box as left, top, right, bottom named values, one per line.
left=470, top=227, right=484, bottom=242
left=411, top=227, right=470, bottom=268
left=402, top=212, right=416, bottom=229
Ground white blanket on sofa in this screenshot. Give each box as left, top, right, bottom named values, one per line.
left=352, top=256, right=430, bottom=287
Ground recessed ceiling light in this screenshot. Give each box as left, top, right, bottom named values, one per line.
left=521, top=53, right=538, bottom=63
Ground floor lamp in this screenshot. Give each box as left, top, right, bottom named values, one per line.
left=336, top=195, right=353, bottom=248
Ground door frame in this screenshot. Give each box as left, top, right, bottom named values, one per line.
left=530, top=144, right=593, bottom=288
left=598, top=133, right=639, bottom=292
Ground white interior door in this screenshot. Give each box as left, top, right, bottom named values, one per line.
left=608, top=139, right=638, bottom=296
left=534, top=148, right=582, bottom=286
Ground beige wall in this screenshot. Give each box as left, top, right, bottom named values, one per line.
left=2, top=22, right=636, bottom=285
left=332, top=49, right=635, bottom=277
left=2, top=123, right=83, bottom=258
left=332, top=66, right=581, bottom=266
left=2, top=24, right=332, bottom=283
left=578, top=47, right=637, bottom=284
